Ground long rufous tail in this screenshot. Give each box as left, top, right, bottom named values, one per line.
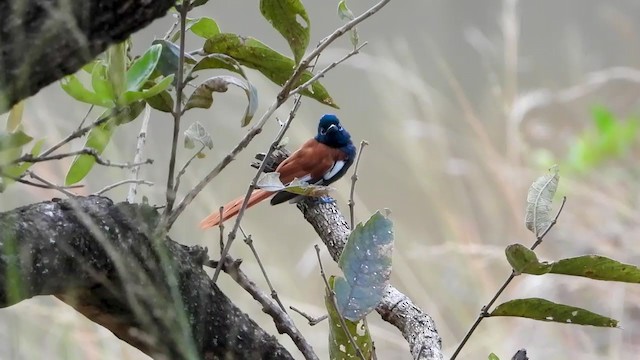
left=199, top=189, right=273, bottom=229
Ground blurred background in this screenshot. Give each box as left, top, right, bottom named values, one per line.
left=2, top=0, right=640, bottom=358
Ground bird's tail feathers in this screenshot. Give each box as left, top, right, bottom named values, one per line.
left=199, top=190, right=272, bottom=229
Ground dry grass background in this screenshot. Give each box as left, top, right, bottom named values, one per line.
left=1, top=0, right=640, bottom=359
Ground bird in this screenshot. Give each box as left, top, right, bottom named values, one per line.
left=200, top=114, right=356, bottom=229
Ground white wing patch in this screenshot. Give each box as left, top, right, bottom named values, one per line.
left=323, top=160, right=345, bottom=181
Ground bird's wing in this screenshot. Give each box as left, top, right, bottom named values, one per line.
left=270, top=139, right=351, bottom=205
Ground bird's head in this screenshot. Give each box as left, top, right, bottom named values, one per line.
left=315, top=114, right=352, bottom=148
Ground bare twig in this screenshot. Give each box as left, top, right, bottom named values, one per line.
left=163, top=0, right=190, bottom=215
left=39, top=109, right=110, bottom=158
left=127, top=105, right=152, bottom=203
left=289, top=306, right=328, bottom=326
left=162, top=14, right=179, bottom=40
left=348, top=140, right=369, bottom=229
left=96, top=179, right=153, bottom=196
left=239, top=226, right=287, bottom=312
left=166, top=0, right=393, bottom=229
left=218, top=206, right=225, bottom=254
left=173, top=144, right=206, bottom=196
left=215, top=257, right=319, bottom=360
left=15, top=149, right=152, bottom=169
left=288, top=42, right=368, bottom=98
left=25, top=171, right=81, bottom=197
left=450, top=196, right=567, bottom=360
left=314, top=245, right=366, bottom=360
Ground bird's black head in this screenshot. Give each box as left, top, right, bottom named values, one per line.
left=315, top=114, right=352, bottom=148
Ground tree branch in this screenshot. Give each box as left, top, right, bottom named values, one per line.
left=0, top=196, right=293, bottom=360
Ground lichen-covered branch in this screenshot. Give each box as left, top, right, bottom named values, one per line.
left=0, top=196, right=292, bottom=359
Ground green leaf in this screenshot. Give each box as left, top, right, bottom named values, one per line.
left=65, top=103, right=145, bottom=185
left=491, top=298, right=618, bottom=327
left=107, top=42, right=128, bottom=96
left=260, top=0, right=310, bottom=63
left=189, top=17, right=220, bottom=39
left=504, top=244, right=552, bottom=275
left=337, top=0, right=359, bottom=49
left=125, top=44, right=162, bottom=93
left=153, top=39, right=198, bottom=78
left=522, top=253, right=640, bottom=283
left=184, top=75, right=258, bottom=126
left=184, top=121, right=213, bottom=150
left=192, top=53, right=247, bottom=78
left=525, top=164, right=559, bottom=236
left=326, top=276, right=374, bottom=360
left=203, top=33, right=337, bottom=108
left=60, top=75, right=114, bottom=107
left=283, top=178, right=333, bottom=197
left=112, top=101, right=146, bottom=126
left=335, top=210, right=394, bottom=321
left=146, top=90, right=174, bottom=113
left=488, top=354, right=500, bottom=360
left=0, top=130, right=32, bottom=152
left=1, top=139, right=45, bottom=185
left=6, top=101, right=24, bottom=131
left=65, top=120, right=116, bottom=185
left=91, top=62, right=115, bottom=101
left=119, top=75, right=174, bottom=105
left=591, top=105, right=616, bottom=134
left=190, top=0, right=210, bottom=9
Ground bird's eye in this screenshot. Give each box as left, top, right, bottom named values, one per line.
left=338, top=125, right=343, bottom=131
left=320, top=128, right=327, bottom=135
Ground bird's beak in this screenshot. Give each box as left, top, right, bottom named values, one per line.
left=327, top=124, right=338, bottom=132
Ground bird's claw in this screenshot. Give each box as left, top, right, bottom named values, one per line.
left=312, top=196, right=336, bottom=205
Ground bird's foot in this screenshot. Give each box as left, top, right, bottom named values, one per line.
left=312, top=196, right=336, bottom=205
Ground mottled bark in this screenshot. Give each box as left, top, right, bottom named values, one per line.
left=0, top=196, right=293, bottom=360
left=0, top=0, right=175, bottom=113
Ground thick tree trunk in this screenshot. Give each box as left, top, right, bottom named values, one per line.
left=0, top=196, right=293, bottom=359
left=0, top=0, right=175, bottom=113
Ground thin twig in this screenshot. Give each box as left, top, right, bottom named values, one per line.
left=166, top=0, right=393, bottom=229
left=212, top=95, right=305, bottom=283
left=39, top=108, right=111, bottom=158
left=218, top=206, right=225, bottom=254
left=314, top=245, right=366, bottom=360
left=96, top=179, right=153, bottom=196
left=163, top=14, right=180, bottom=40
left=25, top=171, right=81, bottom=197
left=450, top=196, right=567, bottom=360
left=15, top=149, right=152, bottom=169
left=127, top=105, right=152, bottom=203
left=239, top=226, right=287, bottom=312
left=164, top=0, right=190, bottom=215
left=289, top=306, right=328, bottom=326
left=289, top=42, right=368, bottom=98
left=173, top=144, right=206, bottom=196
left=216, top=257, right=319, bottom=360
left=348, top=140, right=369, bottom=229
